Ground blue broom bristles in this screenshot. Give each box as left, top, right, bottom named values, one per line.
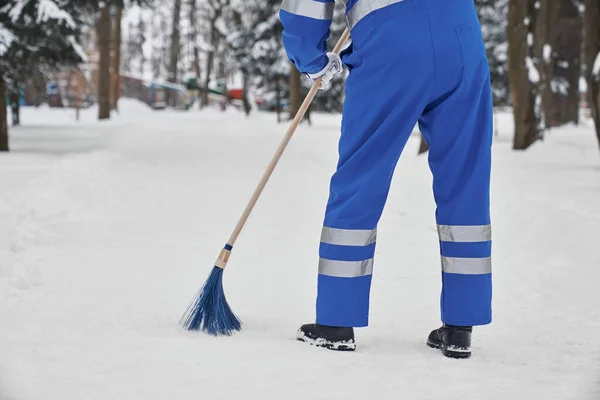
left=180, top=266, right=242, bottom=336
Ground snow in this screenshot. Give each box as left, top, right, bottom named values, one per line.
left=527, top=33, right=533, bottom=47
left=580, top=75, right=588, bottom=93
left=36, top=0, right=76, bottom=28
left=1, top=100, right=600, bottom=399
left=593, top=52, right=600, bottom=77
left=526, top=56, right=540, bottom=83
left=551, top=78, right=570, bottom=95
left=543, top=44, right=552, bottom=63
left=494, top=42, right=508, bottom=62
left=0, top=23, right=14, bottom=56
left=558, top=60, right=570, bottom=69
left=68, top=35, right=88, bottom=63
left=7, top=0, right=28, bottom=22
left=7, top=0, right=75, bottom=27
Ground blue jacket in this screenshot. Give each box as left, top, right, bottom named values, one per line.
left=279, top=0, right=336, bottom=74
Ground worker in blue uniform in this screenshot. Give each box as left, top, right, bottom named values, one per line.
left=280, top=0, right=493, bottom=358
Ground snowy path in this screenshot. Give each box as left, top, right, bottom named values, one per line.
left=1, top=102, right=599, bottom=399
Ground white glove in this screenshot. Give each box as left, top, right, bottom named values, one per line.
left=306, top=52, right=343, bottom=90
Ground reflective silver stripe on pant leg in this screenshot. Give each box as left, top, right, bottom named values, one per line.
left=321, top=227, right=377, bottom=247
left=281, top=0, right=335, bottom=20
left=319, top=258, right=374, bottom=277
left=441, top=257, right=492, bottom=275
left=437, top=225, right=492, bottom=242
left=346, top=0, right=405, bottom=30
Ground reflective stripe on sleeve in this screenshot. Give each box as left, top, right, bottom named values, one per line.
left=442, top=256, right=492, bottom=275
left=437, top=224, right=492, bottom=243
left=281, top=0, right=335, bottom=20
left=319, top=258, right=374, bottom=278
left=346, top=0, right=405, bottom=29
left=321, top=227, right=377, bottom=247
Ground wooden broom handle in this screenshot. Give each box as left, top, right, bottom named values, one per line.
left=224, top=28, right=351, bottom=252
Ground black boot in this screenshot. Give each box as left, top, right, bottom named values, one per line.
left=296, top=323, right=356, bottom=351
left=427, top=324, right=472, bottom=359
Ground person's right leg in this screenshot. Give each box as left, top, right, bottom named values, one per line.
left=297, top=0, right=434, bottom=350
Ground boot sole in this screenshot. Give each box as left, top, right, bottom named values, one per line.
left=296, top=331, right=356, bottom=351
left=427, top=339, right=471, bottom=359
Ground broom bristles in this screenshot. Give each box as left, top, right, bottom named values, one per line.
left=180, top=266, right=242, bottom=336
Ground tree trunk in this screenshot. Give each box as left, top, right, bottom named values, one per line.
left=203, top=48, right=214, bottom=107
left=188, top=0, right=202, bottom=108
left=275, top=75, right=282, bottom=123
left=508, top=0, right=538, bottom=150
left=289, top=63, right=301, bottom=119
left=111, top=7, right=122, bottom=111
left=203, top=17, right=218, bottom=108
left=194, top=46, right=202, bottom=108
left=418, top=135, right=429, bottom=154
left=97, top=5, right=112, bottom=120
left=217, top=60, right=225, bottom=81
left=532, top=0, right=557, bottom=129
left=168, top=0, right=182, bottom=107
left=584, top=0, right=600, bottom=150
left=550, top=0, right=582, bottom=127
left=10, top=91, right=20, bottom=127
left=30, top=72, right=46, bottom=107
left=0, top=74, right=8, bottom=151
left=242, top=71, right=251, bottom=116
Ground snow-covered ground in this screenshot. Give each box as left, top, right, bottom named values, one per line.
left=1, top=100, right=599, bottom=399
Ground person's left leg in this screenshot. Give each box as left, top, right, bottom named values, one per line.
left=418, top=10, right=494, bottom=358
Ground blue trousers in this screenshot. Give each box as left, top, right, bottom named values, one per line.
left=316, top=0, right=493, bottom=328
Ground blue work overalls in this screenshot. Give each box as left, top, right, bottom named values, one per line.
left=280, top=0, right=493, bottom=327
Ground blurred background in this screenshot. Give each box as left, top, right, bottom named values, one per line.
left=0, top=0, right=599, bottom=152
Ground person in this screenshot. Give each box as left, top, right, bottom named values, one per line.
left=279, top=0, right=493, bottom=359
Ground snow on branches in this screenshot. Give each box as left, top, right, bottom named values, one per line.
left=0, top=23, right=14, bottom=57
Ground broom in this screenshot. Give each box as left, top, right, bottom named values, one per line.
left=180, top=28, right=352, bottom=336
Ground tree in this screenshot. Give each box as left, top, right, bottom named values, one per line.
left=1, top=27, right=13, bottom=139
left=201, top=0, right=229, bottom=107
left=1, top=0, right=154, bottom=136
left=507, top=0, right=583, bottom=148
left=226, top=9, right=252, bottom=114
left=102, top=1, right=155, bottom=115
left=583, top=0, right=600, bottom=150
left=548, top=0, right=583, bottom=127
left=531, top=0, right=558, bottom=130
left=97, top=4, right=112, bottom=120
left=10, top=91, right=20, bottom=126
left=111, top=7, right=123, bottom=111
left=226, top=0, right=285, bottom=115
left=289, top=62, right=301, bottom=119
left=0, top=75, right=8, bottom=151
left=508, top=0, right=541, bottom=150
left=476, top=0, right=510, bottom=106
left=225, top=0, right=308, bottom=120
left=188, top=0, right=202, bottom=97
left=0, top=0, right=90, bottom=150
left=150, top=9, right=166, bottom=79
left=167, top=0, right=182, bottom=106
left=123, top=17, right=147, bottom=77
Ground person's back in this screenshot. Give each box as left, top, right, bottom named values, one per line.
left=280, top=0, right=493, bottom=359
